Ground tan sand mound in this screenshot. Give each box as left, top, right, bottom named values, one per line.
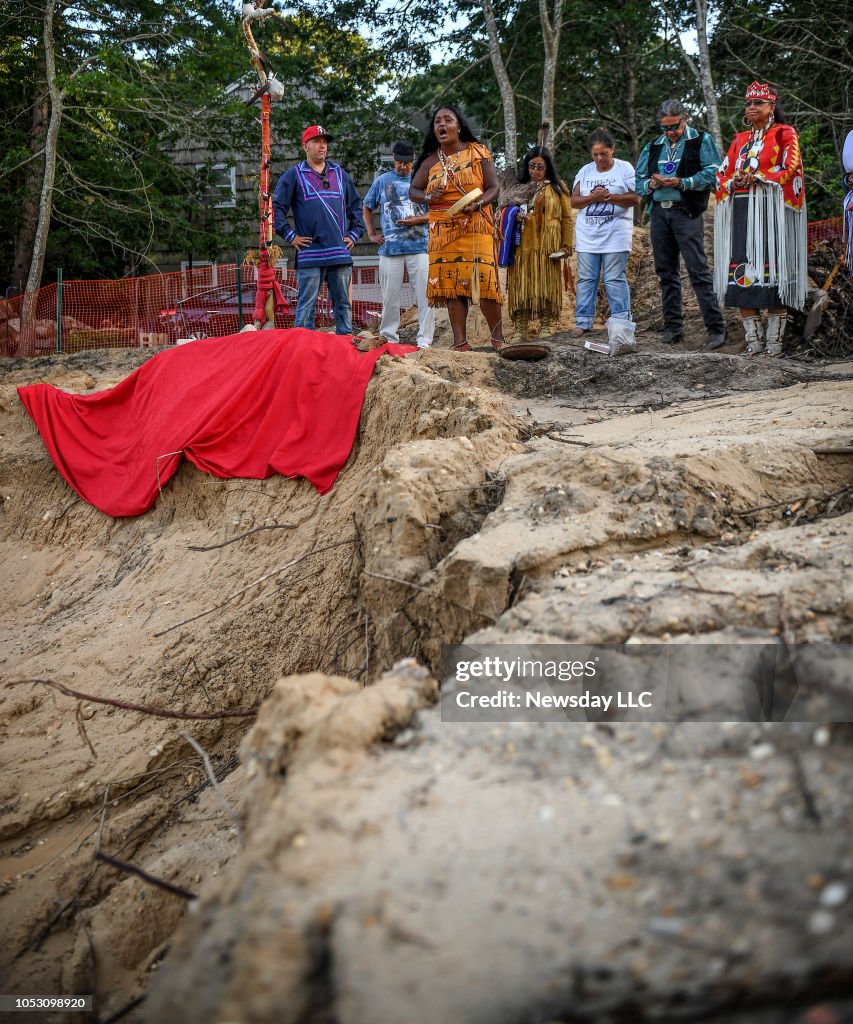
left=0, top=342, right=851, bottom=1022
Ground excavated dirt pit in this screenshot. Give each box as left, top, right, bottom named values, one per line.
left=1, top=337, right=852, bottom=1023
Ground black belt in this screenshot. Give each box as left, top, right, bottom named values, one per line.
left=656, top=200, right=681, bottom=209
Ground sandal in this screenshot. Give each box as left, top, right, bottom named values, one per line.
left=568, top=327, right=586, bottom=338
left=451, top=341, right=472, bottom=352
left=490, top=337, right=507, bottom=353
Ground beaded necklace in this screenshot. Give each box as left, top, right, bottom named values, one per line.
left=741, top=120, right=773, bottom=172
left=662, top=136, right=680, bottom=175
left=437, top=145, right=465, bottom=187
left=528, top=180, right=549, bottom=212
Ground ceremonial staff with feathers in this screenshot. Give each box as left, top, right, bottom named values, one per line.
left=241, top=1, right=287, bottom=331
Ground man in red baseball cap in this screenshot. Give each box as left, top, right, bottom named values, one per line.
left=273, top=124, right=364, bottom=334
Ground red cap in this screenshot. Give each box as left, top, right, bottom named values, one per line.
left=301, top=124, right=334, bottom=145
left=745, top=81, right=777, bottom=102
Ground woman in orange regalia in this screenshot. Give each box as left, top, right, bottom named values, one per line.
left=410, top=106, right=506, bottom=352
left=713, top=81, right=807, bottom=356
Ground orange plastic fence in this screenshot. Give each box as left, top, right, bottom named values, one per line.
left=807, top=217, right=843, bottom=251
left=8, top=220, right=840, bottom=357
left=1, top=261, right=412, bottom=357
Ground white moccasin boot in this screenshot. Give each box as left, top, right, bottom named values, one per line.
left=742, top=316, right=765, bottom=355
left=765, top=312, right=787, bottom=356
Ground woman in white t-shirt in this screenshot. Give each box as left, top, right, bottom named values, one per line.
left=569, top=128, right=640, bottom=338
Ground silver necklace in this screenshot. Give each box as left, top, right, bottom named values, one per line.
left=662, top=137, right=679, bottom=175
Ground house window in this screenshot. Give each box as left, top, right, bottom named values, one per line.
left=195, top=163, right=237, bottom=209
left=180, top=260, right=217, bottom=295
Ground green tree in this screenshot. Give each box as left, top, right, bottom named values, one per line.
left=395, top=0, right=689, bottom=175
left=261, top=11, right=398, bottom=180
left=0, top=0, right=402, bottom=316
left=0, top=0, right=250, bottom=303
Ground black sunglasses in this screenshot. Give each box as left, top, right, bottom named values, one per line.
left=658, top=122, right=684, bottom=132
left=319, top=172, right=330, bottom=189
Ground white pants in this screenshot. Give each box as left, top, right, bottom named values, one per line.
left=378, top=252, right=434, bottom=347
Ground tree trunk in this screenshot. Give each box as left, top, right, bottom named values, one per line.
left=480, top=0, right=517, bottom=168
left=695, top=0, right=722, bottom=153
left=10, top=92, right=49, bottom=295
left=19, top=0, right=64, bottom=356
left=615, top=26, right=639, bottom=162
left=539, top=0, right=563, bottom=146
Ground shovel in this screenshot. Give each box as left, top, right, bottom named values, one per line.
left=803, top=256, right=844, bottom=340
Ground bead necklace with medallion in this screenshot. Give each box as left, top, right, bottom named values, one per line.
left=662, top=135, right=679, bottom=176
left=741, top=122, right=773, bottom=173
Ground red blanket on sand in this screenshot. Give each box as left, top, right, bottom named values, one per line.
left=17, top=329, right=415, bottom=517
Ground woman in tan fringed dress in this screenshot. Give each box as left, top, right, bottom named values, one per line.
left=507, top=147, right=573, bottom=343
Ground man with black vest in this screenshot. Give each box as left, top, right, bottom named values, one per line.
left=636, top=99, right=726, bottom=349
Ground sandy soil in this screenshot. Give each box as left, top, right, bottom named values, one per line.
left=0, top=320, right=851, bottom=1023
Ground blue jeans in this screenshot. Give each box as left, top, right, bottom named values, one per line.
left=574, top=251, right=631, bottom=329
left=295, top=264, right=353, bottom=335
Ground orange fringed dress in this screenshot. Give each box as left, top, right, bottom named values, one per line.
left=425, top=142, right=502, bottom=306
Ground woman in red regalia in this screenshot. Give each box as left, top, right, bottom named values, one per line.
left=714, top=82, right=807, bottom=356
